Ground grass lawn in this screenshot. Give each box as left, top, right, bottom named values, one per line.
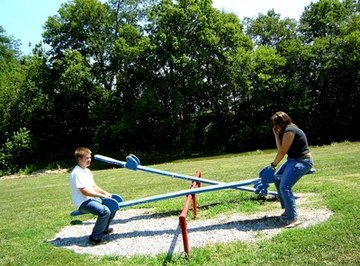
left=0, top=142, right=359, bottom=265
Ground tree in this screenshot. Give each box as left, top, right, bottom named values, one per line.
left=43, top=0, right=115, bottom=89
left=244, top=9, right=298, bottom=49
left=139, top=0, right=253, bottom=151
left=0, top=27, right=25, bottom=146
left=240, top=10, right=317, bottom=149
left=300, top=0, right=358, bottom=43
left=0, top=27, right=41, bottom=173
left=1, top=0, right=359, bottom=175
left=42, top=0, right=159, bottom=154
left=0, top=128, right=32, bottom=176
left=299, top=0, right=360, bottom=143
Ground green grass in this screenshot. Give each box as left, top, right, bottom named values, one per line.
left=0, top=142, right=359, bottom=265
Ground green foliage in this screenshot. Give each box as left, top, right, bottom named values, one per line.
left=0, top=127, right=32, bottom=176
left=0, top=0, right=360, bottom=173
left=300, top=0, right=358, bottom=43
left=244, top=9, right=298, bottom=49
left=0, top=28, right=26, bottom=139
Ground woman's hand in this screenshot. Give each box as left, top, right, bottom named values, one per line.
left=273, top=126, right=280, bottom=136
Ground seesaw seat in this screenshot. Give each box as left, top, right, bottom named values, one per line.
left=70, top=194, right=123, bottom=216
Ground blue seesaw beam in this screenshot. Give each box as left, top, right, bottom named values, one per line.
left=94, top=154, right=279, bottom=196
left=117, top=179, right=258, bottom=209
left=71, top=178, right=261, bottom=216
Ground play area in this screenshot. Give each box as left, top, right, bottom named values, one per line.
left=50, top=154, right=332, bottom=257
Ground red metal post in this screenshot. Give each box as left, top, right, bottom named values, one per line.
left=178, top=170, right=202, bottom=257
left=192, top=171, right=201, bottom=218
left=179, top=197, right=192, bottom=256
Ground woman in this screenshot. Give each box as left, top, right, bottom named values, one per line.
left=269, top=111, right=314, bottom=228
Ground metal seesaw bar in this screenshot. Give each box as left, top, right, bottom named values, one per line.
left=116, top=179, right=259, bottom=209
left=94, top=154, right=279, bottom=196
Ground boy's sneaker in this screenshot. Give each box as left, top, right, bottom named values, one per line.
left=104, top=228, right=114, bottom=235
left=88, top=236, right=102, bottom=245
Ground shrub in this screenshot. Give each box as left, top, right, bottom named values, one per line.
left=0, top=127, right=32, bottom=176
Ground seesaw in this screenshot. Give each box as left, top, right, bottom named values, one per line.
left=70, top=154, right=278, bottom=216
left=72, top=178, right=261, bottom=215
left=94, top=154, right=279, bottom=196
left=72, top=153, right=318, bottom=216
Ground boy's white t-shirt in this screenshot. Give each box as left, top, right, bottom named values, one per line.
left=70, top=165, right=96, bottom=209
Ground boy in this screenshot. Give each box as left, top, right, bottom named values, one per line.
left=70, top=147, right=117, bottom=245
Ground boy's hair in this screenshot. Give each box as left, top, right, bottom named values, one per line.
left=74, top=147, right=92, bottom=162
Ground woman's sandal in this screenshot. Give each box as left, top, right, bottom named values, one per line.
left=285, top=220, right=302, bottom=228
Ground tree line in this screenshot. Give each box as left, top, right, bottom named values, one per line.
left=0, top=0, right=359, bottom=176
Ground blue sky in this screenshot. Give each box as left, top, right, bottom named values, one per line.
left=0, top=0, right=65, bottom=54
left=0, top=0, right=314, bottom=55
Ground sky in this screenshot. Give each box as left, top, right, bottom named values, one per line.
left=0, top=0, right=315, bottom=55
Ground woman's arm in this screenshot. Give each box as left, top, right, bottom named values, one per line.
left=272, top=131, right=294, bottom=167
left=273, top=126, right=282, bottom=150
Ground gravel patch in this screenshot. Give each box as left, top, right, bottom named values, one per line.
left=50, top=203, right=333, bottom=257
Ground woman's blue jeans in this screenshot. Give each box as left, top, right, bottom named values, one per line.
left=79, top=198, right=117, bottom=240
left=274, top=157, right=313, bottom=221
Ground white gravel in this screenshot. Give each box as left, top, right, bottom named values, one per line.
left=50, top=197, right=333, bottom=258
